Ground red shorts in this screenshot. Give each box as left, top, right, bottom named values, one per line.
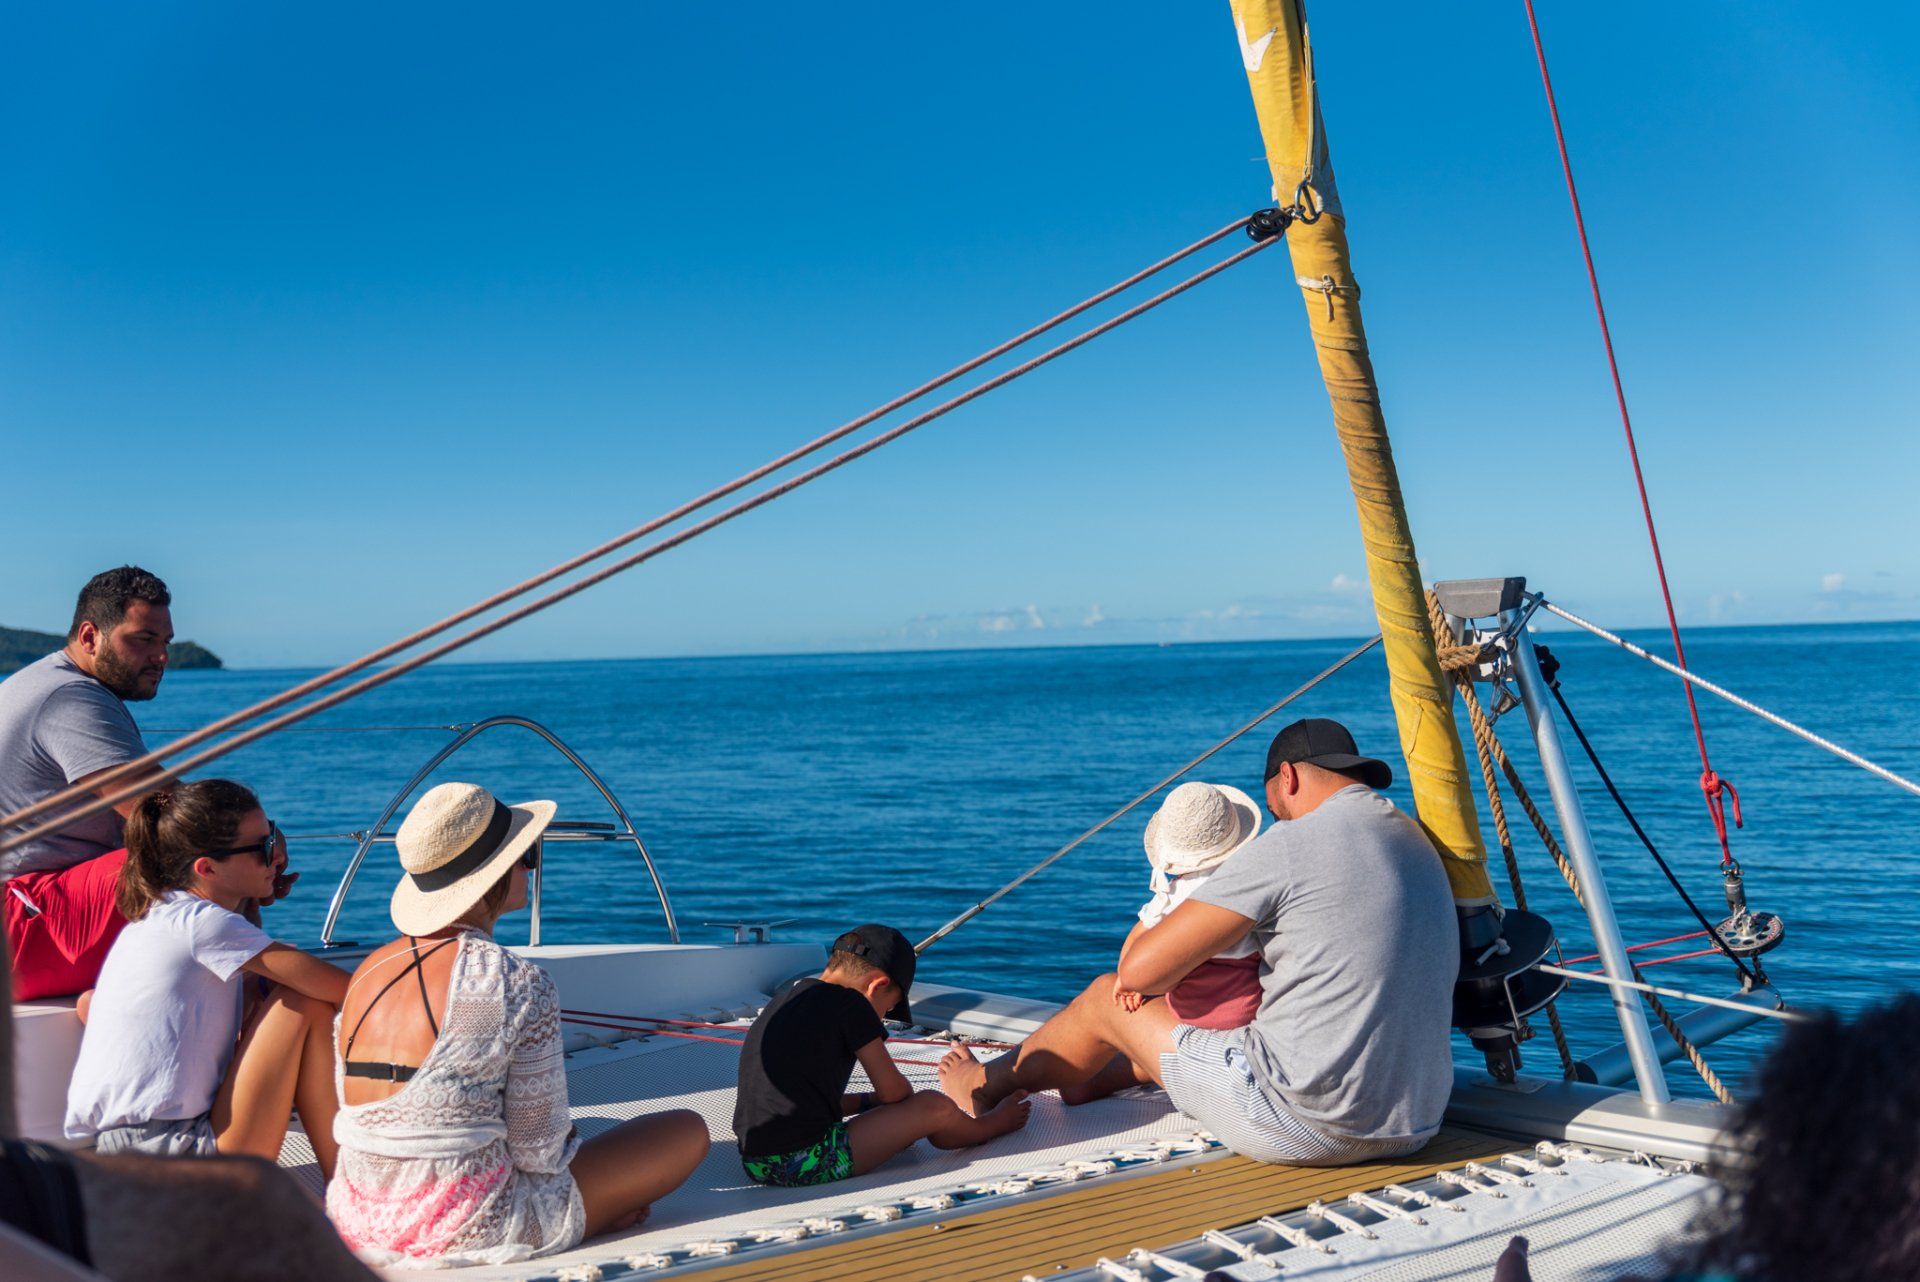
left=1167, top=954, right=1262, bottom=1031
left=4, top=849, right=130, bottom=1001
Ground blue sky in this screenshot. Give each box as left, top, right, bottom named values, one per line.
left=3, top=3, right=1916, bottom=667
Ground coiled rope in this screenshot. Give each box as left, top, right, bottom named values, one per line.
left=1430, top=591, right=1736, bottom=1100
left=1426, top=593, right=1576, bottom=1078
left=0, top=214, right=1288, bottom=857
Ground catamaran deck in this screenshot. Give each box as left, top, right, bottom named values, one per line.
left=274, top=1029, right=1714, bottom=1281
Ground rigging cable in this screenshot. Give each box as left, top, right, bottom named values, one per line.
left=0, top=218, right=1289, bottom=858
left=0, top=214, right=1271, bottom=849
left=1534, top=966, right=1808, bottom=1025
left=1521, top=1, right=1742, bottom=868
left=1537, top=652, right=1757, bottom=985
left=916, top=635, right=1381, bottom=955
left=1541, top=601, right=1920, bottom=800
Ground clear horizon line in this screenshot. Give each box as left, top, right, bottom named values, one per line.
left=168, top=613, right=1920, bottom=675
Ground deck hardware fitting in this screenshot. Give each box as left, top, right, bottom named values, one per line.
left=1383, top=1182, right=1463, bottom=1213
left=1132, top=1249, right=1210, bottom=1278
left=1201, top=1229, right=1275, bottom=1263
left=1438, top=1169, right=1504, bottom=1198
left=1464, top=1161, right=1530, bottom=1187
left=1306, top=1199, right=1378, bottom=1239
left=1349, top=1190, right=1426, bottom=1225
left=1257, top=1215, right=1335, bottom=1254
left=621, top=1254, right=671, bottom=1271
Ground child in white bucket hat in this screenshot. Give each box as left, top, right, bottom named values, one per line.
left=1060, top=781, right=1264, bottom=1108
left=1133, top=780, right=1264, bottom=1029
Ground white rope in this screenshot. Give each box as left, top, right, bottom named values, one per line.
left=915, top=636, right=1382, bottom=952
left=1537, top=963, right=1813, bottom=1022
left=1541, top=601, right=1920, bottom=799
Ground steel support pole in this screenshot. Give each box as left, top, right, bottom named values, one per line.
left=1503, top=608, right=1671, bottom=1103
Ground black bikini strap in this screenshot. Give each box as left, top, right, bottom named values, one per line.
left=414, top=939, right=440, bottom=1040
left=342, top=936, right=456, bottom=1058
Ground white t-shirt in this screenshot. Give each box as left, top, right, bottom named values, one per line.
left=1137, top=868, right=1260, bottom=959
left=65, top=891, right=274, bottom=1140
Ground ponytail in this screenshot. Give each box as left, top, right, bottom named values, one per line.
left=116, top=779, right=261, bottom=921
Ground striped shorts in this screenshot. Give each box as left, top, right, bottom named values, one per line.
left=1158, top=1024, right=1430, bottom=1166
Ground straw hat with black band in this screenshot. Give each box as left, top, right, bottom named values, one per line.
left=390, top=782, right=557, bottom=936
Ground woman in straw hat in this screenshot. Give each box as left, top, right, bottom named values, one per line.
left=325, top=783, right=709, bottom=1268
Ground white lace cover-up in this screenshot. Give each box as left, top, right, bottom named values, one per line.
left=326, top=933, right=586, bottom=1269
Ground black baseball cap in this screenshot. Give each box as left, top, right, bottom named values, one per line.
left=1264, top=717, right=1394, bottom=790
left=833, top=923, right=917, bottom=1023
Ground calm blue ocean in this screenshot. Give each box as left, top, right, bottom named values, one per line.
left=135, top=621, right=1920, bottom=1098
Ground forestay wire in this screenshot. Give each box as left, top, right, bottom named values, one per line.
left=0, top=213, right=1288, bottom=858
left=1541, top=601, right=1920, bottom=801
left=915, top=635, right=1381, bottom=955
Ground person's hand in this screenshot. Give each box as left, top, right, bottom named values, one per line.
left=1109, top=977, right=1144, bottom=1012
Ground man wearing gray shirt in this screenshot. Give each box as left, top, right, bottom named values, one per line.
left=1, top=567, right=172, bottom=1000
left=941, top=717, right=1460, bottom=1164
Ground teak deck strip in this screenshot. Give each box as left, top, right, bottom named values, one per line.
left=697, top=1125, right=1514, bottom=1282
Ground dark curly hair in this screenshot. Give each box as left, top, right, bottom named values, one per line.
left=68, top=564, right=170, bottom=641
left=1678, top=993, right=1920, bottom=1280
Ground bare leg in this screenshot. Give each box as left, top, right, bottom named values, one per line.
left=847, top=1089, right=1031, bottom=1174
left=213, top=988, right=340, bottom=1178
left=570, top=1110, right=710, bottom=1239
left=940, top=975, right=1179, bottom=1116
left=1059, top=1052, right=1151, bottom=1106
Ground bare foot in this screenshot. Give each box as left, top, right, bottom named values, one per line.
left=938, top=1045, right=992, bottom=1118
left=980, top=1089, right=1032, bottom=1138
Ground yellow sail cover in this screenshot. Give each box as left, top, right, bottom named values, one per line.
left=1230, top=0, right=1493, bottom=903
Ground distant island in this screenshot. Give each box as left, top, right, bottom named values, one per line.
left=0, top=625, right=223, bottom=676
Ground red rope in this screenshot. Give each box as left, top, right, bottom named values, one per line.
left=559, top=1009, right=1011, bottom=1066
left=1576, top=945, right=1721, bottom=976
left=561, top=1007, right=1015, bottom=1050
left=1521, top=0, right=1740, bottom=866
left=0, top=229, right=1283, bottom=857
left=1562, top=929, right=1709, bottom=966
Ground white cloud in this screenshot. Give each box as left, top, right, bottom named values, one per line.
left=974, top=604, right=1047, bottom=635
left=1705, top=590, right=1747, bottom=621
left=1330, top=572, right=1364, bottom=594
left=1082, top=603, right=1106, bottom=628
left=1821, top=572, right=1846, bottom=594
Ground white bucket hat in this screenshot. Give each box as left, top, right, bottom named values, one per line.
left=1143, top=781, right=1262, bottom=878
left=389, top=782, right=557, bottom=936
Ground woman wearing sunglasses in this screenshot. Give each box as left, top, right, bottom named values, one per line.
left=325, top=782, right=708, bottom=1268
left=63, top=778, right=350, bottom=1175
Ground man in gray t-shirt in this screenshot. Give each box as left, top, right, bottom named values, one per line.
left=2, top=567, right=173, bottom=1000
left=940, top=718, right=1460, bottom=1165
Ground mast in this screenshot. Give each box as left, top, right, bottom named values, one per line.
left=1229, top=0, right=1494, bottom=908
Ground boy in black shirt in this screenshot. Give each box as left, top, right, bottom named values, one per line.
left=733, top=924, right=1030, bottom=1187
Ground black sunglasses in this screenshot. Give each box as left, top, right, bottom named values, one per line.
left=206, top=819, right=284, bottom=864
left=519, top=839, right=542, bottom=870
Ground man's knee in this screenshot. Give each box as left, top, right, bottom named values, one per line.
left=1075, top=973, right=1119, bottom=1007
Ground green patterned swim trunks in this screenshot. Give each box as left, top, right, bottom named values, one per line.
left=740, top=1121, right=856, bottom=1187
